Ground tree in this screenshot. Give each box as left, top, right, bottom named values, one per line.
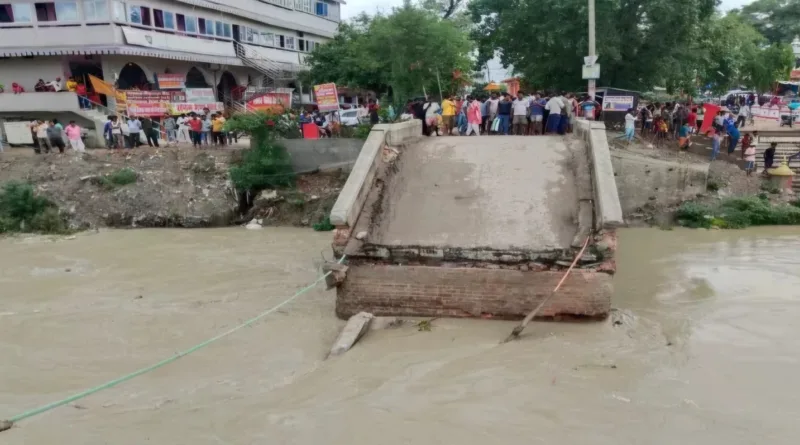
left=738, top=0, right=800, bottom=44
left=469, top=0, right=717, bottom=92
left=305, top=4, right=474, bottom=104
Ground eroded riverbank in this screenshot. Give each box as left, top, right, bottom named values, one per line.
left=1, top=227, right=799, bottom=444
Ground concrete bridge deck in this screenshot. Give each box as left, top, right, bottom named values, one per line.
left=328, top=120, right=623, bottom=321
left=373, top=136, right=577, bottom=251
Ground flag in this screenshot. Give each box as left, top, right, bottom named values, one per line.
left=89, top=74, right=126, bottom=103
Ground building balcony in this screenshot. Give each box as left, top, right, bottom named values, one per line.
left=0, top=25, right=124, bottom=52
left=0, top=92, right=82, bottom=113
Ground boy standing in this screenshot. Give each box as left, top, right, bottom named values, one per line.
left=710, top=129, right=721, bottom=161
left=744, top=143, right=757, bottom=176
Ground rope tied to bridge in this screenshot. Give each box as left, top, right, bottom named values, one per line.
left=0, top=255, right=346, bottom=432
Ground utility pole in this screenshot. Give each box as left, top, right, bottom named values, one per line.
left=588, top=0, right=596, bottom=101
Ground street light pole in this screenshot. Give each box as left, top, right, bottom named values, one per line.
left=588, top=0, right=596, bottom=101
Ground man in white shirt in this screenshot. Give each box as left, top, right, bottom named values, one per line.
left=544, top=95, right=564, bottom=134
left=512, top=92, right=530, bottom=135
left=485, top=93, right=500, bottom=133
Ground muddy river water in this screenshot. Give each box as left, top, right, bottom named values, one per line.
left=1, top=227, right=799, bottom=444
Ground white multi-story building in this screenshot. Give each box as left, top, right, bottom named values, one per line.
left=0, top=0, right=342, bottom=144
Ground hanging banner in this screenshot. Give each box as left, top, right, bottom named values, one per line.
left=128, top=102, right=224, bottom=116
left=699, top=103, right=720, bottom=135
left=246, top=92, right=292, bottom=113
left=313, top=83, right=340, bottom=112
left=156, top=73, right=185, bottom=89
left=601, top=95, right=634, bottom=112
left=750, top=104, right=798, bottom=121
left=185, top=88, right=216, bottom=104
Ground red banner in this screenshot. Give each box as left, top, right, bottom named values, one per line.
left=700, top=103, right=720, bottom=135
left=156, top=73, right=185, bottom=89
left=247, top=92, right=292, bottom=113
left=313, top=83, right=339, bottom=112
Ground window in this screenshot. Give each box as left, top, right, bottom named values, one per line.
left=295, top=0, right=312, bottom=13
left=198, top=18, right=214, bottom=35
left=35, top=2, right=78, bottom=22
left=285, top=36, right=295, bottom=50
left=83, top=0, right=108, bottom=20
left=215, top=21, right=223, bottom=36
left=223, top=23, right=231, bottom=37
left=178, top=14, right=196, bottom=32
left=315, top=1, right=327, bottom=17
left=298, top=39, right=304, bottom=51
left=278, top=35, right=284, bottom=48
left=244, top=26, right=254, bottom=42
left=128, top=5, right=149, bottom=25
left=111, top=0, right=125, bottom=21
left=153, top=9, right=173, bottom=29
left=0, top=3, right=33, bottom=23
left=262, top=32, right=273, bottom=46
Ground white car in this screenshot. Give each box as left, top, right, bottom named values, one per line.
left=338, top=109, right=361, bottom=127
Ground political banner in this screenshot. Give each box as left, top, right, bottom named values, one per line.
left=185, top=88, right=216, bottom=104
left=313, top=83, right=339, bottom=112
left=156, top=73, right=185, bottom=89
left=124, top=90, right=186, bottom=103
left=601, top=95, right=634, bottom=112
left=246, top=92, right=292, bottom=113
left=127, top=102, right=224, bottom=116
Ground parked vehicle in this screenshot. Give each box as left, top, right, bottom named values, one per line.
left=339, top=109, right=361, bottom=127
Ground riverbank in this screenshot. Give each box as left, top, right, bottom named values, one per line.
left=0, top=147, right=346, bottom=231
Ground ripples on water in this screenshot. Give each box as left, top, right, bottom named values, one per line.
left=0, top=227, right=799, bottom=444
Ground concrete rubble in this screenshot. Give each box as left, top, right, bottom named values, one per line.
left=329, top=311, right=374, bottom=356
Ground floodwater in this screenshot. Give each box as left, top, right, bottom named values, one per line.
left=1, top=227, right=799, bottom=444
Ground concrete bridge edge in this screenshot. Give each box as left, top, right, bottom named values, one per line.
left=575, top=120, right=625, bottom=229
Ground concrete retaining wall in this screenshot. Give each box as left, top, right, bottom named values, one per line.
left=611, top=151, right=708, bottom=215
left=575, top=120, right=625, bottom=228
left=329, top=120, right=421, bottom=228
left=337, top=264, right=612, bottom=319
left=281, top=138, right=364, bottom=172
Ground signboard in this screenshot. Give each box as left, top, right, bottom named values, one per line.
left=127, top=102, right=224, bottom=116
left=185, top=88, right=216, bottom=104
left=313, top=83, right=340, bottom=112
left=246, top=92, right=292, bottom=113
left=602, top=95, right=634, bottom=112
left=582, top=64, right=600, bottom=80
left=156, top=73, right=185, bottom=90
left=124, top=90, right=186, bottom=102
left=791, top=69, right=800, bottom=81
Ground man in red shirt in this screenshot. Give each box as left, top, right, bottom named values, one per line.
left=75, top=82, right=88, bottom=109
left=188, top=113, right=203, bottom=148
left=688, top=107, right=698, bottom=132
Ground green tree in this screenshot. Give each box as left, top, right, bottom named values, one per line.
left=305, top=4, right=474, bottom=104
left=738, top=0, right=800, bottom=44
left=468, top=0, right=717, bottom=91
left=742, top=43, right=795, bottom=92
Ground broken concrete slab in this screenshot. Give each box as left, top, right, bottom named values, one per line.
left=329, top=312, right=374, bottom=356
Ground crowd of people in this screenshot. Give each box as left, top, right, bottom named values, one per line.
left=26, top=119, right=86, bottom=155
left=401, top=92, right=601, bottom=137
left=100, top=109, right=234, bottom=150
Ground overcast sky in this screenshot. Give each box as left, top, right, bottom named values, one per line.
left=341, top=0, right=755, bottom=19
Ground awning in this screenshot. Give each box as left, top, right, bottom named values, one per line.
left=0, top=46, right=243, bottom=66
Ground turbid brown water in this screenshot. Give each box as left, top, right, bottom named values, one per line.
left=1, top=227, right=799, bottom=444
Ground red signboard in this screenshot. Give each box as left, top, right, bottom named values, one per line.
left=246, top=92, right=292, bottom=113
left=313, top=83, right=340, bottom=112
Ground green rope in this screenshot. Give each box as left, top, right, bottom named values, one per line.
left=3, top=255, right=345, bottom=427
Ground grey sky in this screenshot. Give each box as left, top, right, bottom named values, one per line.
left=341, top=0, right=755, bottom=19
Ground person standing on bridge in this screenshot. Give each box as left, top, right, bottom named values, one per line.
left=464, top=96, right=483, bottom=136
left=496, top=94, right=512, bottom=135
left=544, top=94, right=564, bottom=135
left=512, top=92, right=530, bottom=135
left=441, top=95, right=456, bottom=136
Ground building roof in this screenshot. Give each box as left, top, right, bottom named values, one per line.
left=0, top=46, right=243, bottom=66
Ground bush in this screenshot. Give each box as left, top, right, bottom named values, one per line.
left=0, top=181, right=67, bottom=234
left=354, top=124, right=373, bottom=140
left=677, top=196, right=800, bottom=229
left=312, top=216, right=334, bottom=231
left=760, top=183, right=781, bottom=194
left=706, top=179, right=724, bottom=192
left=104, top=168, right=137, bottom=187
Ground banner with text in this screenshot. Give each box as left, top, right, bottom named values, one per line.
left=124, top=90, right=186, bottom=103
left=185, top=88, right=216, bottom=104
left=313, top=83, right=340, bottom=112
left=601, top=95, right=634, bottom=112
left=156, top=73, right=185, bottom=90
left=127, top=102, right=224, bottom=117
left=246, top=92, right=293, bottom=113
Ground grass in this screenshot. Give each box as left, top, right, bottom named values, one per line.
left=96, top=168, right=138, bottom=189
left=676, top=196, right=800, bottom=229
left=0, top=181, right=68, bottom=234
left=312, top=216, right=335, bottom=231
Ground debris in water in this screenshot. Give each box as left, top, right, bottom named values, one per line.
left=329, top=312, right=374, bottom=357
left=416, top=318, right=437, bottom=332
left=612, top=394, right=631, bottom=403
left=134, top=295, right=143, bottom=300
left=0, top=420, right=12, bottom=432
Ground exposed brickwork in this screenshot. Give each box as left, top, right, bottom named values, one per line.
left=337, top=264, right=612, bottom=320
